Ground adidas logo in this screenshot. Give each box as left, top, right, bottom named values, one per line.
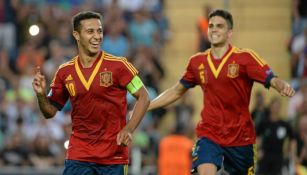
left=65, top=74, right=73, bottom=81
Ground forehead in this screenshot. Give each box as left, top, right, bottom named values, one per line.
left=209, top=16, right=227, bottom=25
left=80, top=18, right=102, bottom=30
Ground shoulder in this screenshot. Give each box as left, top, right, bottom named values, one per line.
left=188, top=50, right=209, bottom=62
left=104, top=52, right=138, bottom=75
left=104, top=52, right=131, bottom=65
left=57, top=56, right=77, bottom=72
left=233, top=46, right=258, bottom=56
left=232, top=46, right=267, bottom=66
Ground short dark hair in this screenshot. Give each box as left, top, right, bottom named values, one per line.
left=72, top=11, right=103, bottom=32
left=209, top=9, right=233, bottom=29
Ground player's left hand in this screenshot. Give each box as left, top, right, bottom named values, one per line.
left=116, top=128, right=133, bottom=146
left=280, top=82, right=295, bottom=97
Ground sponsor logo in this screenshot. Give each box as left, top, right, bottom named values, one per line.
left=65, top=74, right=73, bottom=81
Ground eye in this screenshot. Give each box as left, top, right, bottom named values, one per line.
left=97, top=29, right=103, bottom=34
left=86, top=29, right=94, bottom=34
left=217, top=24, right=224, bottom=29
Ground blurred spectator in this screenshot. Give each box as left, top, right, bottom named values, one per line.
left=256, top=97, right=296, bottom=175
left=131, top=45, right=164, bottom=92
left=0, top=49, right=16, bottom=86
left=158, top=124, right=193, bottom=175
left=53, top=21, right=76, bottom=59
left=129, top=9, right=160, bottom=52
left=288, top=78, right=307, bottom=121
left=0, top=0, right=17, bottom=54
left=292, top=0, right=307, bottom=36
left=16, top=40, right=45, bottom=75
left=0, top=79, right=8, bottom=136
left=152, top=8, right=170, bottom=45
left=117, top=0, right=145, bottom=22
left=29, top=134, right=57, bottom=169
left=296, top=115, right=307, bottom=174
left=103, top=0, right=127, bottom=35
left=196, top=5, right=212, bottom=52
left=101, top=20, right=130, bottom=57
left=251, top=90, right=269, bottom=129
left=0, top=131, right=30, bottom=166
left=43, top=39, right=68, bottom=84
left=173, top=92, right=195, bottom=136
left=293, top=89, right=307, bottom=134
left=290, top=27, right=307, bottom=79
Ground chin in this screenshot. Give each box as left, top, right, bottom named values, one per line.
left=212, top=42, right=226, bottom=47
left=88, top=50, right=100, bottom=57
left=90, top=48, right=101, bottom=53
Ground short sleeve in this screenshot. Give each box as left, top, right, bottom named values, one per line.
left=245, top=51, right=275, bottom=88
left=180, top=59, right=197, bottom=89
left=48, top=69, right=69, bottom=110
left=118, top=58, right=139, bottom=87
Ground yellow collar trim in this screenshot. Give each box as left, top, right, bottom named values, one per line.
left=207, top=47, right=234, bottom=79
left=75, top=52, right=104, bottom=91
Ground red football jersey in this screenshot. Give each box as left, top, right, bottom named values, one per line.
left=181, top=45, right=274, bottom=146
left=48, top=51, right=138, bottom=164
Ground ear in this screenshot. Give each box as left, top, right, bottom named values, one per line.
left=72, top=31, right=80, bottom=42
left=227, top=29, right=233, bottom=39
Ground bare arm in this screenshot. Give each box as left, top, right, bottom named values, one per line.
left=117, top=86, right=150, bottom=146
left=148, top=82, right=188, bottom=111
left=32, top=67, right=57, bottom=119
left=270, top=77, right=295, bottom=97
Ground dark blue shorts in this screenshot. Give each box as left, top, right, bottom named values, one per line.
left=63, top=160, right=128, bottom=175
left=191, top=137, right=256, bottom=175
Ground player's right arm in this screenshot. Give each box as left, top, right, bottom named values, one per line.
left=147, top=82, right=188, bottom=111
left=32, top=67, right=57, bottom=119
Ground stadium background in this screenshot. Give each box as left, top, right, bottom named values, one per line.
left=0, top=0, right=306, bottom=174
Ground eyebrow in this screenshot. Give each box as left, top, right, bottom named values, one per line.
left=209, top=23, right=225, bottom=27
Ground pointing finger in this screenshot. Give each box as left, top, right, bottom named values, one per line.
left=36, top=66, right=42, bottom=75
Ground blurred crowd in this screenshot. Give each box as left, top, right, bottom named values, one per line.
left=282, top=0, right=307, bottom=174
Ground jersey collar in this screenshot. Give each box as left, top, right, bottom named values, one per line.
left=75, top=51, right=104, bottom=91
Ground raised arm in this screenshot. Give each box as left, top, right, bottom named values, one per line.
left=270, top=77, right=295, bottom=97
left=148, top=82, right=188, bottom=111
left=32, top=67, right=57, bottom=119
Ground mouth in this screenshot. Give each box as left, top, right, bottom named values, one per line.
left=90, top=42, right=100, bottom=49
left=211, top=34, right=219, bottom=40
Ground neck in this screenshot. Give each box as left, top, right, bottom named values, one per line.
left=78, top=51, right=100, bottom=68
left=211, top=44, right=229, bottom=59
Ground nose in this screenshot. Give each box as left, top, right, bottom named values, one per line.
left=210, top=26, right=217, bottom=32
left=93, top=31, right=103, bottom=40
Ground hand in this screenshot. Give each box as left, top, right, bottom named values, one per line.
left=280, top=82, right=295, bottom=97
left=116, top=128, right=133, bottom=146
left=32, top=67, right=46, bottom=95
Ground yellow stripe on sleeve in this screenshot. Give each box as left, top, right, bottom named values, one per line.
left=235, top=48, right=267, bottom=67
left=244, top=49, right=267, bottom=67
left=104, top=55, right=138, bottom=75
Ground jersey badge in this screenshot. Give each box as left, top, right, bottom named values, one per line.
left=100, top=71, right=113, bottom=87
left=227, top=61, right=239, bottom=78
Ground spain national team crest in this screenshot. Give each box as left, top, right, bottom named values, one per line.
left=100, top=71, right=113, bottom=87
left=227, top=62, right=239, bottom=78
